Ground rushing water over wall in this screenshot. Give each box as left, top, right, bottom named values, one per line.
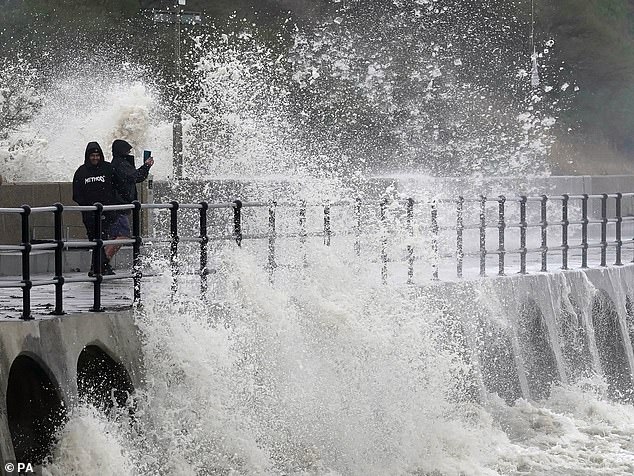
left=40, top=250, right=634, bottom=475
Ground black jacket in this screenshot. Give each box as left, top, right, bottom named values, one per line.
left=111, top=139, right=151, bottom=203
left=73, top=142, right=121, bottom=237
left=73, top=142, right=120, bottom=206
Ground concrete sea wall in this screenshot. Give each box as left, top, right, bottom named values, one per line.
left=0, top=310, right=143, bottom=470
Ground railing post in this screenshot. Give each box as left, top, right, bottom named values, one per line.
left=479, top=195, right=487, bottom=277
left=299, top=200, right=307, bottom=267
left=324, top=201, right=331, bottom=247
left=431, top=200, right=439, bottom=281
left=615, top=193, right=623, bottom=266
left=581, top=194, right=589, bottom=268
left=380, top=198, right=388, bottom=284
left=268, top=201, right=277, bottom=275
left=600, top=193, right=608, bottom=267
left=407, top=198, right=414, bottom=284
left=53, top=203, right=65, bottom=315
left=233, top=200, right=242, bottom=246
left=132, top=201, right=142, bottom=304
left=456, top=196, right=464, bottom=279
left=170, top=200, right=179, bottom=295
left=561, top=194, right=569, bottom=270
left=91, top=203, right=104, bottom=312
left=354, top=197, right=361, bottom=256
left=20, top=205, right=33, bottom=320
left=199, top=201, right=209, bottom=296
left=540, top=195, right=548, bottom=272
left=519, top=196, right=527, bottom=274
left=497, top=195, right=506, bottom=276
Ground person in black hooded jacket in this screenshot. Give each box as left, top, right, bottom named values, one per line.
left=111, top=139, right=153, bottom=203
left=107, top=139, right=154, bottom=262
left=72, top=141, right=120, bottom=275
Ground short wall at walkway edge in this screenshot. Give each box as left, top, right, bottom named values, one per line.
left=0, top=181, right=151, bottom=244
left=0, top=310, right=143, bottom=469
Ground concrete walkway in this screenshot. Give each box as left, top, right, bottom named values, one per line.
left=0, top=272, right=134, bottom=320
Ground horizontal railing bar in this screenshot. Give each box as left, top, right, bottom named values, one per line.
left=0, top=245, right=24, bottom=251
left=29, top=206, right=58, bottom=213
left=31, top=279, right=57, bottom=287
left=525, top=247, right=547, bottom=253
left=141, top=238, right=171, bottom=243
left=63, top=205, right=97, bottom=212
left=63, top=276, right=94, bottom=283
left=0, top=281, right=24, bottom=288
left=147, top=202, right=178, bottom=209
left=0, top=207, right=25, bottom=213
left=102, top=204, right=135, bottom=212
left=141, top=203, right=173, bottom=209
left=240, top=201, right=270, bottom=207
left=503, top=196, right=525, bottom=202
left=102, top=239, right=136, bottom=246
left=30, top=243, right=58, bottom=251
left=63, top=241, right=96, bottom=249
left=102, top=273, right=133, bottom=281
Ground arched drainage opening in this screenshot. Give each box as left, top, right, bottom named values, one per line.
left=592, top=290, right=633, bottom=402
left=6, top=355, right=66, bottom=464
left=476, top=321, right=522, bottom=405
left=518, top=299, right=559, bottom=400
left=77, top=345, right=134, bottom=411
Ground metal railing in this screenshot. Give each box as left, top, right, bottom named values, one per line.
left=1, top=192, right=633, bottom=319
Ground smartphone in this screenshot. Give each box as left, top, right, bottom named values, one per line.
left=143, top=150, right=152, bottom=160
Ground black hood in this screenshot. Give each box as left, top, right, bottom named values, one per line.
left=112, top=139, right=133, bottom=158
left=84, top=141, right=105, bottom=165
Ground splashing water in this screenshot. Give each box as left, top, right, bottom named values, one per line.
left=9, top=3, right=622, bottom=475
left=1, top=62, right=172, bottom=182
left=3, top=1, right=570, bottom=184
left=42, top=245, right=634, bottom=475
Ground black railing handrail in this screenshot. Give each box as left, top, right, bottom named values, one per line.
left=1, top=192, right=633, bottom=319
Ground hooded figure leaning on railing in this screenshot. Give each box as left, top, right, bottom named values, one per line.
left=72, top=141, right=121, bottom=276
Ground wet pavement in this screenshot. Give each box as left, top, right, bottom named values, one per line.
left=0, top=271, right=134, bottom=320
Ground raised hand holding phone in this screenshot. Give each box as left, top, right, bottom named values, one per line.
left=143, top=150, right=154, bottom=167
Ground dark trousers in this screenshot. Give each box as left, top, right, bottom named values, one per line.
left=82, top=212, right=112, bottom=271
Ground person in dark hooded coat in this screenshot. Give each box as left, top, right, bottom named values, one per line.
left=111, top=139, right=153, bottom=203
left=72, top=141, right=120, bottom=275
left=107, top=139, right=154, bottom=262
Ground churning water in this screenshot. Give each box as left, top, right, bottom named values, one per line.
left=5, top=1, right=634, bottom=475
left=42, top=251, right=634, bottom=476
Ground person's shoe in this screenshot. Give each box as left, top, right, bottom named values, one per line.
left=102, top=263, right=115, bottom=276
left=88, top=266, right=95, bottom=277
